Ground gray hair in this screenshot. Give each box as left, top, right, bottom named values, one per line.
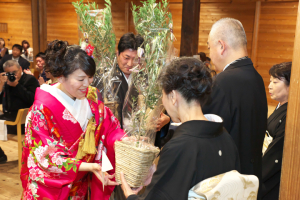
left=210, top=18, right=247, bottom=49
left=3, top=60, right=20, bottom=70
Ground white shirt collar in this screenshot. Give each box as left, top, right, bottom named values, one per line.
left=12, top=56, right=19, bottom=62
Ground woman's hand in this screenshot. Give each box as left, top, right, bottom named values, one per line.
left=120, top=172, right=141, bottom=198
left=79, top=163, right=119, bottom=186
left=156, top=112, right=170, bottom=131
left=91, top=163, right=119, bottom=186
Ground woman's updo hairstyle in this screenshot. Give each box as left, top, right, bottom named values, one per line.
left=45, top=40, right=96, bottom=78
left=269, top=62, right=292, bottom=86
left=159, top=57, right=214, bottom=106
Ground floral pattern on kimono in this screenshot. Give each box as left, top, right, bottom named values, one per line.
left=21, top=86, right=125, bottom=200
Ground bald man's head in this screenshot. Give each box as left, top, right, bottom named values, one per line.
left=210, top=18, right=247, bottom=50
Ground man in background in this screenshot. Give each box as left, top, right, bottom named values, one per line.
left=0, top=60, right=39, bottom=134
left=0, top=44, right=30, bottom=72
left=203, top=18, right=268, bottom=199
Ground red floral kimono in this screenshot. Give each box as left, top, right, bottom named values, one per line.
left=20, top=85, right=125, bottom=200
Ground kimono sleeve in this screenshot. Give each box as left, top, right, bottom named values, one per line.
left=90, top=106, right=126, bottom=200
left=23, top=105, right=82, bottom=189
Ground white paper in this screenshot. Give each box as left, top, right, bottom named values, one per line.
left=0, top=120, right=7, bottom=141
left=102, top=150, right=113, bottom=172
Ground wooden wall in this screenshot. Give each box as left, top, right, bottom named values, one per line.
left=257, top=2, right=298, bottom=105
left=0, top=0, right=298, bottom=105
left=0, top=0, right=32, bottom=50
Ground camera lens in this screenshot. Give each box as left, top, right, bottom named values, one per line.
left=9, top=75, right=16, bottom=82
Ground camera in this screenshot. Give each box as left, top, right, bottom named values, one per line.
left=4, top=72, right=16, bottom=82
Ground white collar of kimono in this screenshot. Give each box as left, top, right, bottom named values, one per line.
left=171, top=114, right=223, bottom=126
left=40, top=84, right=93, bottom=130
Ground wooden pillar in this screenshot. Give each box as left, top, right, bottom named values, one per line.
left=125, top=1, right=129, bottom=33
left=179, top=0, right=200, bottom=56
left=279, top=0, right=300, bottom=199
left=251, top=1, right=261, bottom=68
left=31, top=0, right=47, bottom=75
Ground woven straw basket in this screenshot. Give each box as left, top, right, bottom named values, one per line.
left=115, top=140, right=160, bottom=187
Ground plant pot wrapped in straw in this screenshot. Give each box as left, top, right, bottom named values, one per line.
left=114, top=0, right=176, bottom=187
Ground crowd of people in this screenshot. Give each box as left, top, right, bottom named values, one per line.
left=0, top=17, right=291, bottom=200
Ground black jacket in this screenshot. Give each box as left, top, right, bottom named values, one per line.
left=262, top=103, right=287, bottom=200
left=128, top=120, right=240, bottom=200
left=202, top=58, right=268, bottom=188
left=0, top=54, right=30, bottom=72
left=0, top=73, right=39, bottom=117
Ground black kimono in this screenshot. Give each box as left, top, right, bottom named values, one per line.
left=127, top=118, right=240, bottom=200
left=202, top=57, right=268, bottom=188
left=262, top=103, right=287, bottom=200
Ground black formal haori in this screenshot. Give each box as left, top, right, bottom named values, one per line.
left=127, top=118, right=240, bottom=200
left=262, top=103, right=287, bottom=200
left=202, top=58, right=268, bottom=189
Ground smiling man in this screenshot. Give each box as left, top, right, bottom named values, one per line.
left=202, top=18, right=268, bottom=200
left=113, top=33, right=144, bottom=128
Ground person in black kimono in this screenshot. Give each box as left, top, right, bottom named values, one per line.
left=120, top=57, right=240, bottom=200
left=203, top=18, right=268, bottom=198
left=262, top=62, right=291, bottom=200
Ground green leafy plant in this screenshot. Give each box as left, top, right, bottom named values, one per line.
left=124, top=0, right=173, bottom=145
left=73, top=0, right=116, bottom=68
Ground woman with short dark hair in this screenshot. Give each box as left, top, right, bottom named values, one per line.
left=120, top=57, right=240, bottom=200
left=262, top=62, right=292, bottom=200
left=21, top=40, right=125, bottom=199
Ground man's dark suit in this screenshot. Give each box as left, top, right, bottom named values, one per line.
left=0, top=73, right=39, bottom=134
left=0, top=54, right=30, bottom=72
left=202, top=57, right=268, bottom=199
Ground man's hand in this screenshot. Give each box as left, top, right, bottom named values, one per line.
left=156, top=112, right=170, bottom=131
left=6, top=78, right=18, bottom=87
left=38, top=77, right=45, bottom=85
left=0, top=72, right=7, bottom=86
left=23, top=69, right=33, bottom=75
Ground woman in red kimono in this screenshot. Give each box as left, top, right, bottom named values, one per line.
left=20, top=40, right=125, bottom=200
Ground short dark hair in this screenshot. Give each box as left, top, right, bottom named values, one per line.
left=159, top=57, right=214, bottom=106
left=198, top=52, right=207, bottom=62
left=45, top=40, right=96, bottom=78
left=0, top=38, right=5, bottom=47
left=206, top=57, right=211, bottom=62
left=35, top=52, right=46, bottom=60
left=22, top=40, right=30, bottom=48
left=117, top=33, right=144, bottom=54
left=12, top=44, right=22, bottom=53
left=269, top=62, right=292, bottom=86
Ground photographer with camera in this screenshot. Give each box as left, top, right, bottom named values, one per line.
left=0, top=60, right=39, bottom=135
